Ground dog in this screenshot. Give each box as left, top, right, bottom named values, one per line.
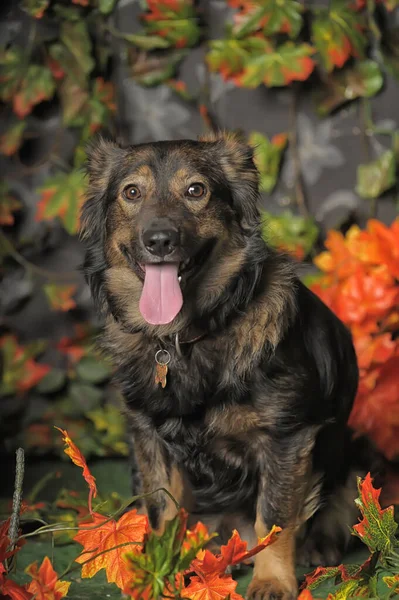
left=80, top=131, right=375, bottom=599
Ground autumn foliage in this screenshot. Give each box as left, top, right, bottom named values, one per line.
left=0, top=429, right=284, bottom=600
left=311, top=219, right=399, bottom=459
left=2, top=429, right=399, bottom=599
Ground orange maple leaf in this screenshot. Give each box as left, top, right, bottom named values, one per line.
left=298, top=591, right=315, bottom=600
left=349, top=354, right=399, bottom=459
left=55, top=428, right=97, bottom=513
left=25, top=556, right=70, bottom=600
left=311, top=218, right=399, bottom=462
left=191, top=525, right=281, bottom=579
left=354, top=333, right=397, bottom=372
left=183, top=572, right=244, bottom=600
left=366, top=219, right=399, bottom=279
left=181, top=522, right=213, bottom=556
left=313, top=227, right=361, bottom=280
left=335, top=266, right=398, bottom=328
left=74, top=510, right=149, bottom=591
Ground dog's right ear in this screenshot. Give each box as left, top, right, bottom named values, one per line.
left=85, top=136, right=123, bottom=187
left=80, top=137, right=124, bottom=313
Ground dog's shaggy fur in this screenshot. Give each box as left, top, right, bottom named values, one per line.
left=81, top=132, right=375, bottom=599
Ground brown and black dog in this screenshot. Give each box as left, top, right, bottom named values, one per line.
left=80, top=131, right=376, bottom=599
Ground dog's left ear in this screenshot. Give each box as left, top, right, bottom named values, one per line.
left=199, top=130, right=260, bottom=229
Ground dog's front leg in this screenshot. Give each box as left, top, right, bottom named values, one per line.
left=247, top=430, right=316, bottom=600
left=131, top=428, right=183, bottom=535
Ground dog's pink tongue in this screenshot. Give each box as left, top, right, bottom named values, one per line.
left=139, top=263, right=183, bottom=325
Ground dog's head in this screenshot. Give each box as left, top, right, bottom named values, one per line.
left=80, top=131, right=261, bottom=332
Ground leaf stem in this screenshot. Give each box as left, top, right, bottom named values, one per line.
left=0, top=230, right=78, bottom=281
left=6, top=448, right=24, bottom=572
left=19, top=487, right=179, bottom=541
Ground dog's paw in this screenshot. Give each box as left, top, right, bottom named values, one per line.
left=246, top=577, right=297, bottom=600
left=296, top=537, right=343, bottom=568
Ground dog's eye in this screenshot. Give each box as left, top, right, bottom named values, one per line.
left=123, top=185, right=141, bottom=201
left=186, top=183, right=206, bottom=199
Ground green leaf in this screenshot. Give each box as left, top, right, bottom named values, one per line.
left=53, top=4, right=82, bottom=20
left=49, top=43, right=87, bottom=89
left=59, top=76, right=89, bottom=126
left=60, top=21, right=94, bottom=76
left=80, top=78, right=116, bottom=140
left=141, top=2, right=201, bottom=49
left=207, top=38, right=315, bottom=88
left=206, top=38, right=250, bottom=79
left=20, top=0, right=49, bottom=18
left=0, top=49, right=55, bottom=118
left=353, top=474, right=398, bottom=558
left=36, top=369, right=67, bottom=394
left=130, top=49, right=188, bottom=86
left=43, top=283, right=77, bottom=311
left=98, top=0, right=118, bottom=15
left=0, top=336, right=48, bottom=396
left=87, top=405, right=128, bottom=455
left=76, top=356, right=113, bottom=384
left=14, top=65, right=55, bottom=118
left=69, top=382, right=104, bottom=413
left=122, top=33, right=171, bottom=50
left=356, top=150, right=396, bottom=199
left=315, top=60, right=384, bottom=116
left=125, top=510, right=186, bottom=598
left=0, top=182, right=22, bottom=226
left=249, top=131, right=288, bottom=193
left=312, top=5, right=366, bottom=72
left=232, top=0, right=303, bottom=40
left=36, top=170, right=87, bottom=235
left=261, top=210, right=319, bottom=259
left=0, top=120, right=26, bottom=156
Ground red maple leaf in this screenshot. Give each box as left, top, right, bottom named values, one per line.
left=55, top=427, right=97, bottom=513
left=56, top=324, right=90, bottom=364
left=191, top=525, right=281, bottom=578
left=46, top=57, right=65, bottom=81
left=19, top=359, right=50, bottom=392
left=74, top=510, right=149, bottom=591
left=0, top=564, right=33, bottom=600
left=25, top=556, right=70, bottom=600
left=350, top=355, right=399, bottom=461
left=0, top=518, right=26, bottom=565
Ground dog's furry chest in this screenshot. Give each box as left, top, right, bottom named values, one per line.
left=153, top=413, right=258, bottom=515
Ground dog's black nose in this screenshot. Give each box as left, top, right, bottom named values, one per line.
left=142, top=224, right=180, bottom=257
